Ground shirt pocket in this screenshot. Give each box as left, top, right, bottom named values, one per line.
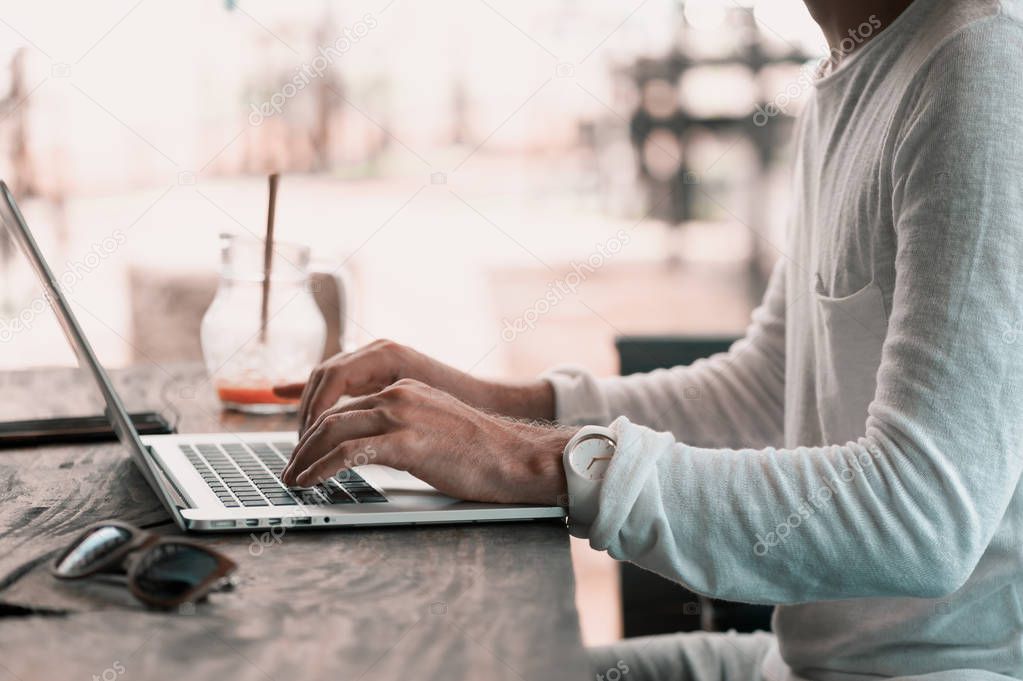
left=813, top=277, right=888, bottom=445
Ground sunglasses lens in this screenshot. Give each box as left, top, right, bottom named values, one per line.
left=55, top=525, right=134, bottom=578
left=133, top=544, right=221, bottom=603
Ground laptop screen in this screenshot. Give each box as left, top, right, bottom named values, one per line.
left=0, top=181, right=163, bottom=491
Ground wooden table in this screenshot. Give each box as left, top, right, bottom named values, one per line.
left=0, top=365, right=590, bottom=681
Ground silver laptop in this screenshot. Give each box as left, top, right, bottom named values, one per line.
left=0, top=181, right=564, bottom=532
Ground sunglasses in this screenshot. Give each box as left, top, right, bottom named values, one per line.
left=51, top=520, right=237, bottom=609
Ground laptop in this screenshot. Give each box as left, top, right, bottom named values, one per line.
left=0, top=181, right=565, bottom=532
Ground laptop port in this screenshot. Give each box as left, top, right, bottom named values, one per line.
left=293, top=517, right=312, bottom=525
left=210, top=520, right=235, bottom=529
left=268, top=518, right=281, bottom=526
left=245, top=519, right=259, bottom=527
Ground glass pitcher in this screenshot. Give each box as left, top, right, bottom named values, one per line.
left=200, top=233, right=326, bottom=413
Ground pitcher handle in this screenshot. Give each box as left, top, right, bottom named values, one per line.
left=308, top=263, right=350, bottom=360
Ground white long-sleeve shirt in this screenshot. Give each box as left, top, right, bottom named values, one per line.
left=544, top=1, right=1023, bottom=678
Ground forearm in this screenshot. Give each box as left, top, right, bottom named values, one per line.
left=418, top=354, right=555, bottom=422
left=442, top=366, right=556, bottom=422
left=583, top=416, right=1014, bottom=604
left=486, top=379, right=556, bottom=422
left=594, top=334, right=785, bottom=448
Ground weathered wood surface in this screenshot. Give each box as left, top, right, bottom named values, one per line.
left=0, top=364, right=590, bottom=681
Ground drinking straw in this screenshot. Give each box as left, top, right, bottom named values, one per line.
left=259, top=173, right=279, bottom=343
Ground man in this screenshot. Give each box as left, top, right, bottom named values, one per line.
left=275, top=0, right=1023, bottom=677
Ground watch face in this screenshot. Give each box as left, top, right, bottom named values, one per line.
left=569, top=436, right=615, bottom=481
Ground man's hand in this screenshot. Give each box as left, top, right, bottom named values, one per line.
left=279, top=378, right=572, bottom=506
left=273, top=339, right=555, bottom=434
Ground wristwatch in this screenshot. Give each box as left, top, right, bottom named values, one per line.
left=562, top=425, right=617, bottom=524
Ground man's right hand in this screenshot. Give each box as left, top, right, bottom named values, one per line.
left=272, top=339, right=555, bottom=434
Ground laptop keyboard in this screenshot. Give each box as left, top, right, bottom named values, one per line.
left=179, top=442, right=388, bottom=508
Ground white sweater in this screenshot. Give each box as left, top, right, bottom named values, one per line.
left=544, top=1, right=1023, bottom=678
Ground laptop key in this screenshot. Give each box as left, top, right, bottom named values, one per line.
left=354, top=493, right=388, bottom=503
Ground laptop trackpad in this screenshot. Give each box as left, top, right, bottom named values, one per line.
left=358, top=464, right=435, bottom=493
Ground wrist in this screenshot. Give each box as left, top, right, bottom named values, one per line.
left=501, top=423, right=572, bottom=506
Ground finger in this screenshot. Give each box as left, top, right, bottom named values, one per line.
left=272, top=382, right=305, bottom=399
left=305, top=345, right=410, bottom=420
left=282, top=408, right=386, bottom=486
left=298, top=370, right=325, bottom=435
left=292, top=391, right=382, bottom=460
left=294, top=436, right=391, bottom=487
left=304, top=360, right=396, bottom=433
left=304, top=375, right=347, bottom=436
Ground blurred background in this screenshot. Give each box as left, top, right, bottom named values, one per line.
left=0, top=0, right=825, bottom=645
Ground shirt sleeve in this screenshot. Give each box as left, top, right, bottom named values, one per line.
left=573, top=17, right=1023, bottom=604
left=542, top=257, right=787, bottom=450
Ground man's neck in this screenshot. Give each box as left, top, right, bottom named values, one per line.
left=803, top=0, right=915, bottom=54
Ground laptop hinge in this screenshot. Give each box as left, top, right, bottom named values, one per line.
left=146, top=445, right=192, bottom=511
